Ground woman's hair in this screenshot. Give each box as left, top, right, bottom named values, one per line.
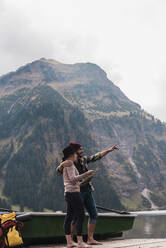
left=62, top=145, right=76, bottom=161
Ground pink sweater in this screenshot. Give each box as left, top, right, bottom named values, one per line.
left=63, top=163, right=91, bottom=193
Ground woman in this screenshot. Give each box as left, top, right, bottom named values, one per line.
left=61, top=145, right=93, bottom=248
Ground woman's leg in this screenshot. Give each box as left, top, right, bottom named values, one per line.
left=72, top=193, right=85, bottom=236
left=64, top=193, right=73, bottom=235
left=64, top=193, right=78, bottom=247
left=65, top=193, right=89, bottom=247
left=71, top=193, right=90, bottom=247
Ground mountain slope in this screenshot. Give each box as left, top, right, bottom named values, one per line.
left=0, top=84, right=122, bottom=211
left=0, top=58, right=166, bottom=211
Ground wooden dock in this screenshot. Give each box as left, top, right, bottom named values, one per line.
left=29, top=238, right=166, bottom=247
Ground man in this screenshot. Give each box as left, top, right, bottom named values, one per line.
left=57, top=142, right=119, bottom=245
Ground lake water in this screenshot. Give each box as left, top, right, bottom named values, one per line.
left=123, top=210, right=166, bottom=239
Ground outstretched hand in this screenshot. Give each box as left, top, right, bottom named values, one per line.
left=110, top=145, right=119, bottom=152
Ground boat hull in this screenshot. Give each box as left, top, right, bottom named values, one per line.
left=19, top=212, right=136, bottom=245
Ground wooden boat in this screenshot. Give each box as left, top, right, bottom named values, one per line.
left=16, top=211, right=136, bottom=245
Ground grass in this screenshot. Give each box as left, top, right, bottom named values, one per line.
left=121, top=193, right=143, bottom=211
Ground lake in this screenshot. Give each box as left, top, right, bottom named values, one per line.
left=123, top=210, right=166, bottom=238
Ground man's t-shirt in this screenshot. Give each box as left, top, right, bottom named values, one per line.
left=74, top=153, right=102, bottom=192
left=74, top=159, right=91, bottom=192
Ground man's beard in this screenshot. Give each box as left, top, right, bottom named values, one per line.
left=77, top=152, right=83, bottom=157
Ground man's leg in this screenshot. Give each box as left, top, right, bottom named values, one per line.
left=88, top=222, right=102, bottom=245
left=81, top=191, right=102, bottom=245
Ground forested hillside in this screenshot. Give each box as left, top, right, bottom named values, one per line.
left=0, top=58, right=166, bottom=211
left=0, top=84, right=122, bottom=211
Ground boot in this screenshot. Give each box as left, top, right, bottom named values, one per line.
left=87, top=223, right=102, bottom=245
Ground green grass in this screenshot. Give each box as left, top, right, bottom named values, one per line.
left=121, top=193, right=143, bottom=211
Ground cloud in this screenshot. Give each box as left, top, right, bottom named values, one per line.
left=0, top=1, right=55, bottom=74
left=0, top=0, right=166, bottom=121
left=0, top=0, right=100, bottom=74
left=153, top=79, right=166, bottom=121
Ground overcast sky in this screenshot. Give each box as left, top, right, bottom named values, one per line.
left=1, top=0, right=166, bottom=121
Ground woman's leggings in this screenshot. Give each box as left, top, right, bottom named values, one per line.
left=64, top=192, right=85, bottom=236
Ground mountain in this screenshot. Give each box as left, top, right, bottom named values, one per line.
left=0, top=58, right=166, bottom=211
